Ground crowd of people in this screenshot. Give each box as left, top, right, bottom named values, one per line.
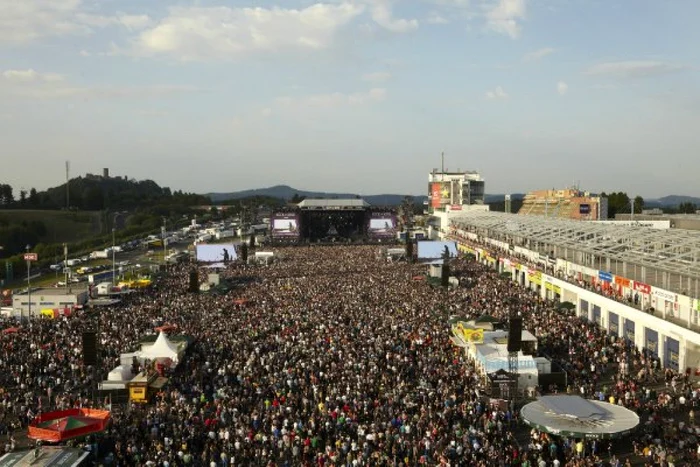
left=0, top=244, right=698, bottom=466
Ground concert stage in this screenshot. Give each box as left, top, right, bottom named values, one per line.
left=271, top=199, right=397, bottom=243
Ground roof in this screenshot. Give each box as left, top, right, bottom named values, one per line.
left=450, top=211, right=700, bottom=293
left=14, top=288, right=87, bottom=297
left=297, top=198, right=370, bottom=209
left=0, top=448, right=89, bottom=467
left=521, top=395, right=640, bottom=439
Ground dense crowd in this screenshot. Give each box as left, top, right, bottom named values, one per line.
left=0, top=245, right=698, bottom=466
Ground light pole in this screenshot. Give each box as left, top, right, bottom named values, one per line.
left=112, top=228, right=116, bottom=286
left=25, top=245, right=31, bottom=322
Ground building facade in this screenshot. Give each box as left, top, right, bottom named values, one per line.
left=428, top=169, right=486, bottom=212
left=518, top=188, right=608, bottom=220
left=12, top=288, right=88, bottom=317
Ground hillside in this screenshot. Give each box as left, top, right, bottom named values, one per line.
left=207, top=185, right=524, bottom=206
left=0, top=209, right=102, bottom=248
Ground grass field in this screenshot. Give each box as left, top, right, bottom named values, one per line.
left=0, top=209, right=103, bottom=243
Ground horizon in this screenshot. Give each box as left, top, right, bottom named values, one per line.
left=2, top=1, right=699, bottom=197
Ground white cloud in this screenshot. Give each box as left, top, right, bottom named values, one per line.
left=1, top=68, right=196, bottom=100
left=557, top=81, right=568, bottom=95
left=523, top=47, right=555, bottom=62
left=362, top=71, right=392, bottom=83
left=367, top=1, right=419, bottom=33
left=486, top=0, right=526, bottom=39
left=276, top=88, right=387, bottom=110
left=131, top=4, right=365, bottom=61
left=485, top=86, right=508, bottom=99
left=2, top=69, right=64, bottom=83
left=426, top=12, right=449, bottom=24
left=0, top=0, right=88, bottom=44
left=584, top=60, right=687, bottom=78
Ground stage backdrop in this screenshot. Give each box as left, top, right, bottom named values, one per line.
left=196, top=244, right=238, bottom=263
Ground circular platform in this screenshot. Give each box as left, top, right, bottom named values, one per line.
left=520, top=395, right=640, bottom=440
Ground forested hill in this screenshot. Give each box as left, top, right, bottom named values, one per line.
left=6, top=176, right=208, bottom=211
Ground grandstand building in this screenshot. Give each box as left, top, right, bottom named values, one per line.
left=426, top=169, right=489, bottom=239
left=518, top=188, right=608, bottom=220
left=445, top=211, right=700, bottom=375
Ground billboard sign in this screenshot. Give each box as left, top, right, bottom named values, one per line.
left=368, top=212, right=397, bottom=239
left=24, top=253, right=38, bottom=261
left=429, top=182, right=452, bottom=208
left=271, top=213, right=300, bottom=238
left=579, top=204, right=591, bottom=214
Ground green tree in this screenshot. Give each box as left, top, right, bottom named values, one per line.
left=28, top=188, right=39, bottom=207
left=19, top=189, right=27, bottom=206
left=0, top=184, right=13, bottom=205
left=678, top=202, right=697, bottom=214
left=633, top=196, right=644, bottom=214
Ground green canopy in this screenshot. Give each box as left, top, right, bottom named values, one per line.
left=475, top=314, right=500, bottom=323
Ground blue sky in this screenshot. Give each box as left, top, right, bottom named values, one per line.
left=1, top=0, right=699, bottom=198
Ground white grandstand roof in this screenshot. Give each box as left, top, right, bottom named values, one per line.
left=297, top=198, right=370, bottom=209
left=451, top=211, right=700, bottom=293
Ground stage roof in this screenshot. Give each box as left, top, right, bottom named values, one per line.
left=451, top=211, right=700, bottom=293
left=417, top=241, right=458, bottom=259
left=521, top=395, right=640, bottom=439
left=297, top=198, right=370, bottom=210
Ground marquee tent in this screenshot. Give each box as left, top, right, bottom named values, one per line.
left=140, top=332, right=181, bottom=363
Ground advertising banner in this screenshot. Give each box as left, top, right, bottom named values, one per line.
left=430, top=183, right=442, bottom=208
left=271, top=213, right=300, bottom=238
left=652, top=287, right=676, bottom=302
left=430, top=182, right=451, bottom=208
left=614, top=276, right=631, bottom=288
left=598, top=271, right=613, bottom=282
left=633, top=281, right=651, bottom=294
left=368, top=212, right=397, bottom=239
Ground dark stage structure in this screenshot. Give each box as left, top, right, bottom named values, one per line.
left=270, top=199, right=398, bottom=244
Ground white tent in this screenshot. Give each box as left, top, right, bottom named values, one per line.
left=140, top=332, right=181, bottom=363
left=107, top=364, right=133, bottom=382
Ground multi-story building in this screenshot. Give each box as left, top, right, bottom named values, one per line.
left=518, top=188, right=608, bottom=220
left=426, top=169, right=489, bottom=239
left=428, top=169, right=486, bottom=212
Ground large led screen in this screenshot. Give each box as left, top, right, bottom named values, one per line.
left=271, top=213, right=300, bottom=238
left=196, top=243, right=238, bottom=263
left=368, top=213, right=397, bottom=238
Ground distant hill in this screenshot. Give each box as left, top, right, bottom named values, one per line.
left=207, top=185, right=525, bottom=206
left=208, top=185, right=425, bottom=206
left=650, top=195, right=700, bottom=207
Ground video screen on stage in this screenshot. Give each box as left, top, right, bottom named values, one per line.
left=271, top=213, right=300, bottom=238
left=196, top=244, right=238, bottom=263
left=368, top=213, right=397, bottom=238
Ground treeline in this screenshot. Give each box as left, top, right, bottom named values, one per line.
left=0, top=177, right=209, bottom=211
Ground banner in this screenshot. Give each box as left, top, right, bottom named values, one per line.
left=633, top=281, right=651, bottom=294
left=429, top=182, right=451, bottom=208
left=598, top=271, right=613, bottom=282
left=614, top=276, right=631, bottom=288
left=453, top=322, right=484, bottom=344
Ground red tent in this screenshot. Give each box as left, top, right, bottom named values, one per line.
left=155, top=324, right=177, bottom=333
left=28, top=408, right=111, bottom=443
left=2, top=327, right=20, bottom=335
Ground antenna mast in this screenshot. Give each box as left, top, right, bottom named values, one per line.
left=441, top=151, right=445, bottom=173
